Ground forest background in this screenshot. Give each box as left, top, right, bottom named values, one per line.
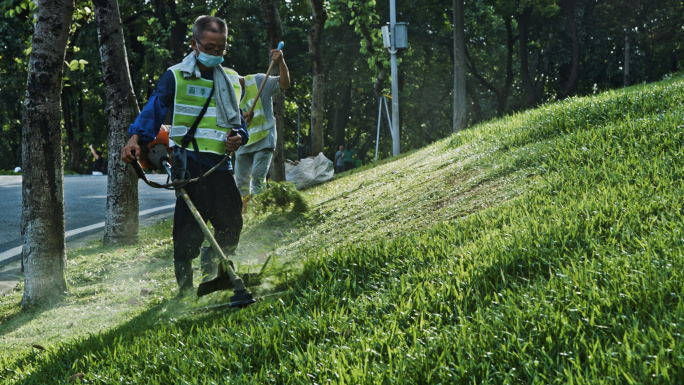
left=0, top=0, right=682, bottom=173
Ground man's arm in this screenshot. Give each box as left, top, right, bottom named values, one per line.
left=89, top=144, right=100, bottom=159
left=121, top=97, right=169, bottom=164
left=226, top=115, right=249, bottom=152
left=121, top=71, right=175, bottom=164
left=270, top=49, right=290, bottom=90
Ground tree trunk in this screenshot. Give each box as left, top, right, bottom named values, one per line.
left=309, top=0, right=327, bottom=155
left=332, top=80, right=352, bottom=149
left=464, top=18, right=515, bottom=118
left=516, top=6, right=537, bottom=108
left=357, top=22, right=387, bottom=97
left=453, top=0, right=467, bottom=132
left=258, top=0, right=286, bottom=182
left=93, top=0, right=140, bottom=245
left=624, top=31, right=630, bottom=87
left=500, top=17, right=515, bottom=116
left=75, top=96, right=86, bottom=172
left=559, top=0, right=580, bottom=99
left=465, top=83, right=483, bottom=122
left=62, top=21, right=86, bottom=173
left=21, top=0, right=74, bottom=308
left=62, top=89, right=75, bottom=171
left=165, top=0, right=188, bottom=64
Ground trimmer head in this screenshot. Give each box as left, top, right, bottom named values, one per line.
left=196, top=278, right=255, bottom=306
left=197, top=260, right=237, bottom=297
left=228, top=291, right=256, bottom=307
left=197, top=275, right=233, bottom=297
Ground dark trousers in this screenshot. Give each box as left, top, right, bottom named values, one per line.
left=173, top=157, right=243, bottom=263
left=336, top=164, right=345, bottom=174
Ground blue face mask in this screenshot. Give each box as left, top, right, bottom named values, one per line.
left=196, top=50, right=224, bottom=67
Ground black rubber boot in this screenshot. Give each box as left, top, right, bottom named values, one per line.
left=200, top=247, right=218, bottom=283
left=174, top=260, right=194, bottom=296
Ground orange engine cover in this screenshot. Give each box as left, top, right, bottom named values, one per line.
left=139, top=129, right=171, bottom=170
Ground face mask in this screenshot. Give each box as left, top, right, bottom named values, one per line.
left=195, top=50, right=224, bottom=67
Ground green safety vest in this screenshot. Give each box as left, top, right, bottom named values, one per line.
left=168, top=68, right=242, bottom=155
left=239, top=75, right=275, bottom=146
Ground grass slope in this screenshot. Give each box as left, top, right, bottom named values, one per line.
left=2, top=76, right=684, bottom=383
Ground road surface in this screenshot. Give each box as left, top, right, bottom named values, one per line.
left=0, top=174, right=177, bottom=264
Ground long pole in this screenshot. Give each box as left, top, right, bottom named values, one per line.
left=246, top=41, right=284, bottom=116
left=297, top=102, right=301, bottom=149
left=375, top=97, right=382, bottom=162
left=383, top=96, right=393, bottom=141
left=390, top=0, right=400, bottom=156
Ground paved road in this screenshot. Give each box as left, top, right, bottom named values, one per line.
left=0, top=174, right=177, bottom=264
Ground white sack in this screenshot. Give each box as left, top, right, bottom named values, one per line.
left=285, top=152, right=334, bottom=189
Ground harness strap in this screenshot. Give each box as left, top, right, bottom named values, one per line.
left=181, top=85, right=215, bottom=149
left=181, top=84, right=215, bottom=183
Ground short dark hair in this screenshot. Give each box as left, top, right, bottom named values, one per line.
left=192, top=16, right=227, bottom=41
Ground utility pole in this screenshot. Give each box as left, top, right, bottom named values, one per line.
left=381, top=1, right=406, bottom=157
left=389, top=0, right=400, bottom=156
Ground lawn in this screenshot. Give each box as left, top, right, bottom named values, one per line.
left=1, top=75, right=684, bottom=383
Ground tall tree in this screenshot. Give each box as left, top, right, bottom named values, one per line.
left=558, top=0, right=580, bottom=99
left=308, top=0, right=327, bottom=155
left=515, top=5, right=537, bottom=107
left=452, top=0, right=466, bottom=131
left=259, top=0, right=286, bottom=182
left=21, top=0, right=74, bottom=308
left=464, top=14, right=516, bottom=117
left=93, top=0, right=140, bottom=245
left=62, top=9, right=90, bottom=173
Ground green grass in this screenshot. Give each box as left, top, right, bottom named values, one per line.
left=2, top=76, right=684, bottom=383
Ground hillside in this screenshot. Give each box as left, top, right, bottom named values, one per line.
left=2, top=76, right=684, bottom=383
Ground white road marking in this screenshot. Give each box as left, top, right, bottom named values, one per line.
left=0, top=204, right=175, bottom=264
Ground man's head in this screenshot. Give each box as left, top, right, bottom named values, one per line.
left=339, top=145, right=344, bottom=151
left=191, top=16, right=228, bottom=68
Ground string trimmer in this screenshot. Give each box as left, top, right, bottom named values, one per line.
left=131, top=130, right=255, bottom=307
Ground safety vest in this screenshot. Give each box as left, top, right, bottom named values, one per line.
left=168, top=68, right=242, bottom=155
left=239, top=75, right=275, bottom=146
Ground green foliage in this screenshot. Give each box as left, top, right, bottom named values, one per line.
left=252, top=182, right=309, bottom=214
left=2, top=0, right=684, bottom=170
left=65, top=59, right=88, bottom=72
left=1, top=0, right=34, bottom=19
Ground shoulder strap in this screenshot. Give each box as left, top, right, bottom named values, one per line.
left=181, top=85, right=215, bottom=149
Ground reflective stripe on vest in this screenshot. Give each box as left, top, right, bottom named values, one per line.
left=169, top=126, right=228, bottom=142
left=239, top=75, right=272, bottom=145
left=168, top=68, right=241, bottom=155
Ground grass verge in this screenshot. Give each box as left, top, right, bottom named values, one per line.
left=2, top=76, right=684, bottom=383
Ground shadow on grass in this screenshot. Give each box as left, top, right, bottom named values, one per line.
left=11, top=271, right=298, bottom=384
left=0, top=293, right=71, bottom=345
left=0, top=232, right=179, bottom=350
left=10, top=298, right=208, bottom=383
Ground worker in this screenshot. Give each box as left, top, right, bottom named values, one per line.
left=234, top=49, right=290, bottom=215
left=89, top=144, right=107, bottom=175
left=121, top=15, right=248, bottom=295
left=335, top=145, right=345, bottom=174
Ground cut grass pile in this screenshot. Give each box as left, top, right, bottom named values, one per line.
left=2, top=76, right=684, bottom=383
